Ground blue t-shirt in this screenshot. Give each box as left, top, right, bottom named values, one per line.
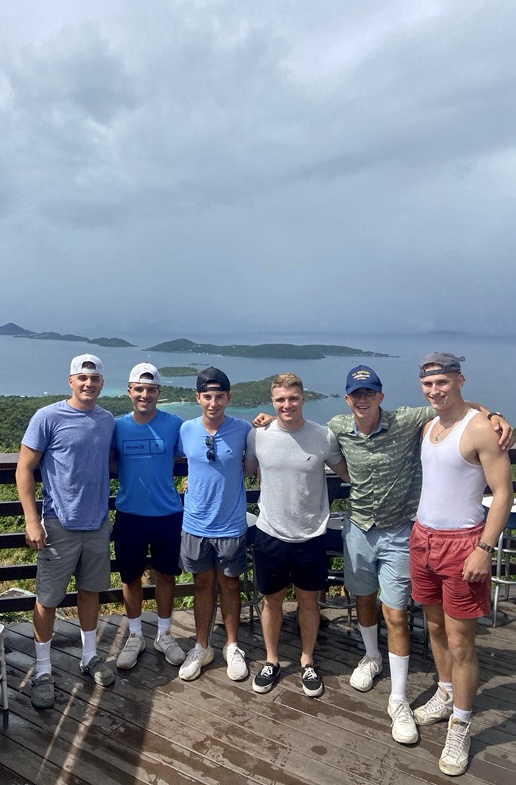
left=113, top=409, right=183, bottom=516
left=180, top=415, right=252, bottom=537
left=22, top=400, right=114, bottom=531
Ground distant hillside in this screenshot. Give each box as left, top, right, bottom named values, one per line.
left=0, top=323, right=134, bottom=347
left=147, top=338, right=390, bottom=360
left=0, top=322, right=32, bottom=336
left=90, top=337, right=135, bottom=347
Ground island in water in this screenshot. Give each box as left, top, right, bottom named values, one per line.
left=147, top=337, right=391, bottom=360
left=0, top=323, right=134, bottom=348
left=1, top=323, right=392, bottom=359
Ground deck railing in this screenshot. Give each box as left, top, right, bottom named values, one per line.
left=0, top=453, right=351, bottom=614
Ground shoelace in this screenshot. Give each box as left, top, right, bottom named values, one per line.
left=444, top=722, right=468, bottom=757
left=303, top=666, right=318, bottom=681
left=261, top=665, right=275, bottom=677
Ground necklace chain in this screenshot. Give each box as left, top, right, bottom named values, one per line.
left=434, top=407, right=470, bottom=442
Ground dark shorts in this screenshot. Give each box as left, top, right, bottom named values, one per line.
left=113, top=510, right=183, bottom=584
left=253, top=529, right=328, bottom=596
left=410, top=520, right=490, bottom=619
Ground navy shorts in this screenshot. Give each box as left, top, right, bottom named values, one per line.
left=253, top=529, right=328, bottom=595
left=113, top=510, right=183, bottom=584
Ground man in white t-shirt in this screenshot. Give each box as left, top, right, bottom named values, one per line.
left=245, top=373, right=349, bottom=698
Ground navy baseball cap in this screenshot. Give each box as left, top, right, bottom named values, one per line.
left=346, top=365, right=382, bottom=394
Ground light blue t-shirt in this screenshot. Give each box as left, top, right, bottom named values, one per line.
left=22, top=400, right=114, bottom=531
left=113, top=409, right=183, bottom=516
left=180, top=415, right=252, bottom=537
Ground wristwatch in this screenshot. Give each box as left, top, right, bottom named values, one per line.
left=477, top=541, right=495, bottom=554
left=487, top=411, right=504, bottom=421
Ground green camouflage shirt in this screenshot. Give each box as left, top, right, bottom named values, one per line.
left=327, top=406, right=435, bottom=531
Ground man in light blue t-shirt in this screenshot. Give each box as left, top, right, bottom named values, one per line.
left=179, top=367, right=251, bottom=683
left=112, top=363, right=186, bottom=671
left=16, top=354, right=115, bottom=710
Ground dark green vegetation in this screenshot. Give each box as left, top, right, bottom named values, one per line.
left=0, top=396, right=132, bottom=451
left=159, top=366, right=201, bottom=377
left=0, top=378, right=326, bottom=449
left=146, top=337, right=391, bottom=360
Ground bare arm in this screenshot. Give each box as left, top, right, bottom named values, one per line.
left=326, top=458, right=350, bottom=483
left=16, top=445, right=46, bottom=550
left=244, top=456, right=259, bottom=478
left=461, top=426, right=513, bottom=583
left=466, top=401, right=513, bottom=450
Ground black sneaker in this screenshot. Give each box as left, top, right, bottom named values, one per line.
left=252, top=662, right=281, bottom=694
left=301, top=664, right=323, bottom=697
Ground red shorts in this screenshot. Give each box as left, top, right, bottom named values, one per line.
left=409, top=520, right=491, bottom=619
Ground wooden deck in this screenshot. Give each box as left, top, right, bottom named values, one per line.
left=1, top=599, right=516, bottom=785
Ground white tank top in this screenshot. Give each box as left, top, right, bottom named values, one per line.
left=417, top=409, right=486, bottom=530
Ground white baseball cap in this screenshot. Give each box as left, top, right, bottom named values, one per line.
left=128, top=363, right=161, bottom=385
left=69, top=354, right=104, bottom=376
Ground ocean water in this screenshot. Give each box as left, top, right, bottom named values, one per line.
left=0, top=330, right=514, bottom=425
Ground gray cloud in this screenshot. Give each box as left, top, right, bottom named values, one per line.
left=1, top=0, right=515, bottom=336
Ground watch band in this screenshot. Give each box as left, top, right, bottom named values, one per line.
left=487, top=411, right=503, bottom=421
left=477, top=541, right=495, bottom=554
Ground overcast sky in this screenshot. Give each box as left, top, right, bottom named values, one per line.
left=1, top=1, right=515, bottom=339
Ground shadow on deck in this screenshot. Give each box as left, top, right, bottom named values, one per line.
left=1, top=598, right=516, bottom=785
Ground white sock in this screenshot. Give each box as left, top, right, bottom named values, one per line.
left=80, top=628, right=97, bottom=666
left=128, top=616, right=143, bottom=636
left=438, top=681, right=453, bottom=700
left=35, top=639, right=52, bottom=677
left=453, top=706, right=472, bottom=723
left=194, top=641, right=208, bottom=652
left=157, top=616, right=171, bottom=637
left=358, top=623, right=380, bottom=659
left=388, top=653, right=409, bottom=703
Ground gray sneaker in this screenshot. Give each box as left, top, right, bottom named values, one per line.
left=80, top=655, right=115, bottom=686
left=179, top=645, right=215, bottom=681
left=117, top=633, right=146, bottom=670
left=439, top=717, right=471, bottom=776
left=31, top=673, right=55, bottom=709
left=154, top=630, right=186, bottom=666
left=414, top=687, right=453, bottom=726
left=349, top=654, right=383, bottom=692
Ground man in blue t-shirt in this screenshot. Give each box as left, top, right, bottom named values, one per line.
left=16, top=354, right=115, bottom=710
left=179, top=367, right=252, bottom=683
left=112, top=363, right=186, bottom=671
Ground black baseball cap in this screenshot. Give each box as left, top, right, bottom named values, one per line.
left=196, top=367, right=230, bottom=392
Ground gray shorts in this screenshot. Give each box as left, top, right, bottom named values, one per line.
left=343, top=518, right=413, bottom=610
left=180, top=531, right=247, bottom=577
left=36, top=517, right=112, bottom=608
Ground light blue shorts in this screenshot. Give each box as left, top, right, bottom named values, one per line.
left=343, top=518, right=413, bottom=610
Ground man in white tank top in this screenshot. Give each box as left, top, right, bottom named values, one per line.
left=410, top=352, right=513, bottom=776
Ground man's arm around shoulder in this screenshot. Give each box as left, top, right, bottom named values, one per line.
left=16, top=444, right=47, bottom=550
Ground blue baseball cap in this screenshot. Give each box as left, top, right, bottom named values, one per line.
left=346, top=365, right=382, bottom=394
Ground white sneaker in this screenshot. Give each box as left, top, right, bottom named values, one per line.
left=117, top=633, right=146, bottom=670
left=349, top=654, right=383, bottom=692
left=179, top=645, right=215, bottom=681
left=414, top=687, right=453, bottom=726
left=154, top=630, right=186, bottom=666
left=388, top=699, right=418, bottom=744
left=439, top=717, right=471, bottom=776
left=223, top=643, right=248, bottom=681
